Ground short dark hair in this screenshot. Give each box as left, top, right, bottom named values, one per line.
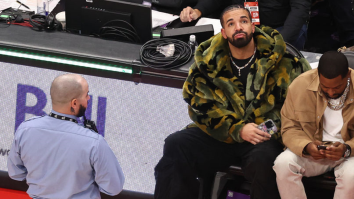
left=220, top=4, right=252, bottom=28
left=318, top=51, right=349, bottom=79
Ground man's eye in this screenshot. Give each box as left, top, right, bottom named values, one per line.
left=242, top=20, right=247, bottom=23
left=228, top=23, right=233, bottom=27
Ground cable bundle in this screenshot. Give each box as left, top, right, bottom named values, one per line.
left=0, top=8, right=61, bottom=30
left=29, top=13, right=61, bottom=31
left=140, top=38, right=193, bottom=70
left=99, top=20, right=140, bottom=43
left=28, top=14, right=47, bottom=30
left=0, top=8, right=32, bottom=28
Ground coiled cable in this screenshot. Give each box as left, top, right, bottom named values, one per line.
left=140, top=38, right=193, bottom=70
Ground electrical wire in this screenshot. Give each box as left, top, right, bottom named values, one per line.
left=12, top=21, right=33, bottom=27
left=28, top=13, right=60, bottom=31
left=0, top=7, right=23, bottom=28
left=140, top=38, right=193, bottom=70
left=98, top=20, right=141, bottom=43
left=28, top=14, right=47, bottom=30
left=0, top=17, right=11, bottom=28
left=0, top=7, right=63, bottom=31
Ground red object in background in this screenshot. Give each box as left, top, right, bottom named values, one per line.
left=244, top=1, right=260, bottom=25
left=13, top=21, right=33, bottom=28
left=0, top=188, right=30, bottom=199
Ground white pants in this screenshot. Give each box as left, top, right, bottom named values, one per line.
left=273, top=149, right=354, bottom=199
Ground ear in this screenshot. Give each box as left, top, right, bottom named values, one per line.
left=71, top=99, right=78, bottom=109
left=251, top=22, right=255, bottom=34
left=221, top=28, right=227, bottom=39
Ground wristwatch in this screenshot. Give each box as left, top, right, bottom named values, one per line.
left=343, top=144, right=351, bottom=158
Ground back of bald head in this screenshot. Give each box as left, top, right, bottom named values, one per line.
left=50, top=74, right=86, bottom=106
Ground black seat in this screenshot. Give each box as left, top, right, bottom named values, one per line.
left=211, top=165, right=336, bottom=199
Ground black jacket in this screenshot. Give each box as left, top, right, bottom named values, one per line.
left=194, top=0, right=311, bottom=43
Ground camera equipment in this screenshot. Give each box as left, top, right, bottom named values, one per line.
left=65, top=0, right=152, bottom=43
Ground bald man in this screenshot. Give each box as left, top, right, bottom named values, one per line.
left=7, top=74, right=124, bottom=199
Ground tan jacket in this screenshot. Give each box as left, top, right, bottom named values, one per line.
left=281, top=68, right=354, bottom=157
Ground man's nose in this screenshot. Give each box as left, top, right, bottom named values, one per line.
left=328, top=89, right=336, bottom=97
left=235, top=22, right=243, bottom=31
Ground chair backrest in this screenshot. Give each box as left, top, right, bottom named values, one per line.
left=342, top=51, right=354, bottom=69
left=285, top=42, right=304, bottom=59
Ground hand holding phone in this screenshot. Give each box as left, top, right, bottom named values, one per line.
left=240, top=123, right=271, bottom=145
left=317, top=141, right=334, bottom=150
left=306, top=141, right=326, bottom=160
left=257, top=119, right=277, bottom=135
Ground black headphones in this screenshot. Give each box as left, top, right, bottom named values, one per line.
left=29, top=13, right=61, bottom=31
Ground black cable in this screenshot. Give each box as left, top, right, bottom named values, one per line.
left=29, top=14, right=46, bottom=31
left=103, top=26, right=140, bottom=41
left=29, top=13, right=60, bottom=31
left=102, top=20, right=137, bottom=33
left=100, top=33, right=134, bottom=43
left=98, top=20, right=141, bottom=43
left=100, top=26, right=137, bottom=42
left=140, top=38, right=193, bottom=70
left=0, top=7, right=22, bottom=28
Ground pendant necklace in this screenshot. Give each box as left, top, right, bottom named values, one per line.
left=230, top=47, right=257, bottom=76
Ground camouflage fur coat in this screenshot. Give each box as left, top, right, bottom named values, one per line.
left=182, top=26, right=311, bottom=143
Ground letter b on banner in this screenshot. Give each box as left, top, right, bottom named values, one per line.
left=15, top=84, right=47, bottom=131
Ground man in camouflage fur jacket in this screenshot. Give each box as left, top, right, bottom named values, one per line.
left=155, top=5, right=311, bottom=199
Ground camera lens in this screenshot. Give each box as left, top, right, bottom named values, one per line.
left=265, top=121, right=273, bottom=128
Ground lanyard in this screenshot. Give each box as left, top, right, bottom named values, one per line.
left=49, top=112, right=78, bottom=123
left=49, top=112, right=99, bottom=133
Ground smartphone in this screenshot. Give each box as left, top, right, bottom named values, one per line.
left=317, top=141, right=334, bottom=150
left=257, top=119, right=277, bottom=135
left=317, top=145, right=327, bottom=150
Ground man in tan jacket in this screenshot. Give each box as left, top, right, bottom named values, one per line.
left=273, top=51, right=354, bottom=199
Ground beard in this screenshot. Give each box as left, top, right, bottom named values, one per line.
left=76, top=104, right=87, bottom=117
left=323, top=91, right=343, bottom=100
left=227, top=30, right=253, bottom=48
